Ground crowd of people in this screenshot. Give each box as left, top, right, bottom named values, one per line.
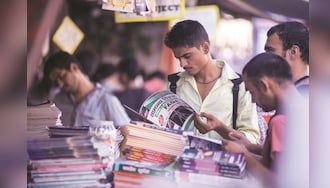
left=37, top=19, right=309, bottom=187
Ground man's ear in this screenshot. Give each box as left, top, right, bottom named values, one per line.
left=201, top=42, right=210, bottom=54
left=288, top=45, right=301, bottom=60
left=257, top=77, right=269, bottom=93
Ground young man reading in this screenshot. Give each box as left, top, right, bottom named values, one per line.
left=164, top=20, right=260, bottom=144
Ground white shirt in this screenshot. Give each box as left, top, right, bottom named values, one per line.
left=72, top=84, right=130, bottom=128
left=172, top=60, right=260, bottom=144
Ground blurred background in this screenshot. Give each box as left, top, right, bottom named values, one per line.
left=27, top=0, right=309, bottom=91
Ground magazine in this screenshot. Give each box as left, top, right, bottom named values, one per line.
left=139, top=90, right=196, bottom=131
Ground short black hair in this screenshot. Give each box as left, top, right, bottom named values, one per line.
left=243, top=53, right=292, bottom=84
left=41, top=51, right=79, bottom=91
left=92, top=63, right=118, bottom=82
left=164, top=20, right=209, bottom=49
left=117, top=57, right=141, bottom=80
left=76, top=50, right=98, bottom=77
left=43, top=51, right=78, bottom=78
left=267, top=21, right=309, bottom=63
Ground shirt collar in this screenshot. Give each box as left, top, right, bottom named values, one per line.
left=179, top=59, right=239, bottom=82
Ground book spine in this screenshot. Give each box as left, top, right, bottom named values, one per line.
left=31, top=163, right=107, bottom=173
left=179, top=158, right=241, bottom=170
left=175, top=170, right=244, bottom=180
left=113, top=163, right=172, bottom=177
left=177, top=164, right=242, bottom=175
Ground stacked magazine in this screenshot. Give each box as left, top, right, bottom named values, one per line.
left=27, top=129, right=121, bottom=188
left=27, top=102, right=62, bottom=139
left=174, top=133, right=247, bottom=186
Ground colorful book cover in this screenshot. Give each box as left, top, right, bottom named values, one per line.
left=113, top=160, right=173, bottom=177
left=139, top=90, right=195, bottom=131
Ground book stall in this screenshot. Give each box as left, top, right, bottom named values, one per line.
left=27, top=91, right=252, bottom=188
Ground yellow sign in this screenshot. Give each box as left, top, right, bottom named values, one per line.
left=102, top=0, right=135, bottom=13
left=114, top=0, right=185, bottom=23
left=52, top=16, right=84, bottom=54
left=169, top=5, right=220, bottom=40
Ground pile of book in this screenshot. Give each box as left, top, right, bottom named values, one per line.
left=111, top=146, right=177, bottom=188
left=27, top=102, right=62, bottom=139
left=125, top=121, right=185, bottom=156
left=27, top=135, right=119, bottom=188
left=174, top=134, right=246, bottom=187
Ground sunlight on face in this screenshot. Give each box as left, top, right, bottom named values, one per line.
left=172, top=46, right=208, bottom=76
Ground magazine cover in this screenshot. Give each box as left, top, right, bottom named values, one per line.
left=182, top=132, right=223, bottom=152
left=139, top=90, right=196, bottom=131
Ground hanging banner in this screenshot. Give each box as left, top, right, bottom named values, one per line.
left=114, top=0, right=185, bottom=23
left=169, top=5, right=220, bottom=40
left=52, top=16, right=84, bottom=55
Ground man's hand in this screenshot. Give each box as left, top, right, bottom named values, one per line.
left=194, top=112, right=224, bottom=134
left=228, top=131, right=251, bottom=148
left=223, top=139, right=248, bottom=154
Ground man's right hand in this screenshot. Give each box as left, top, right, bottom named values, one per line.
left=193, top=112, right=224, bottom=134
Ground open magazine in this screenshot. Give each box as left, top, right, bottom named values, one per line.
left=135, top=90, right=196, bottom=131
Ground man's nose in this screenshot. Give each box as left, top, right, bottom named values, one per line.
left=179, top=58, right=187, bottom=68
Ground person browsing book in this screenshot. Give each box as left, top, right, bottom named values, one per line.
left=164, top=20, right=260, bottom=144
left=195, top=53, right=302, bottom=187
left=42, top=51, right=130, bottom=137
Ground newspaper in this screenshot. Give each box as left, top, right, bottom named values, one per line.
left=139, top=90, right=195, bottom=131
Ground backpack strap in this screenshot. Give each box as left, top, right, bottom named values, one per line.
left=294, top=75, right=309, bottom=86
left=231, top=76, right=243, bottom=130
left=168, top=72, right=180, bottom=94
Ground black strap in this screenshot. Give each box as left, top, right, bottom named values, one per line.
left=294, top=75, right=309, bottom=86
left=231, top=76, right=242, bottom=130
left=168, top=73, right=180, bottom=94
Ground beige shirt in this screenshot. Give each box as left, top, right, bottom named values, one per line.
left=170, top=60, right=260, bottom=144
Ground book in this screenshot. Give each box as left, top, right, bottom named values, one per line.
left=174, top=171, right=247, bottom=186
left=113, top=160, right=173, bottom=177
left=125, top=121, right=185, bottom=156
left=47, top=126, right=89, bottom=137
left=122, top=146, right=176, bottom=167
left=184, top=132, right=223, bottom=151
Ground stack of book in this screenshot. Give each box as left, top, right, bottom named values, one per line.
left=27, top=136, right=119, bottom=188
left=174, top=134, right=246, bottom=186
left=121, top=146, right=177, bottom=166
left=27, top=102, right=62, bottom=139
left=125, top=121, right=185, bottom=156
left=112, top=157, right=175, bottom=188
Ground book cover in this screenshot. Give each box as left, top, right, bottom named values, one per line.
left=113, top=160, right=173, bottom=177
